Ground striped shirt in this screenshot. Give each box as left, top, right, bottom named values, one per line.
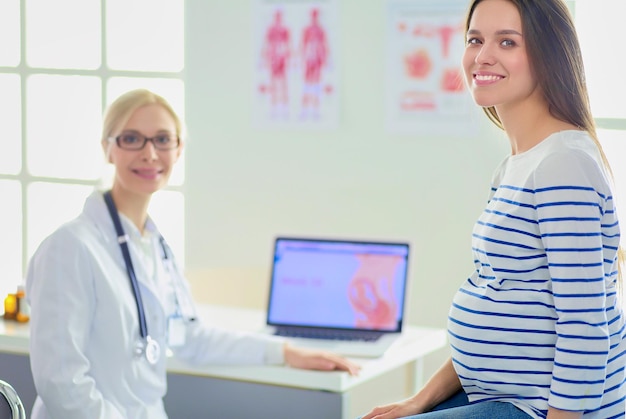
left=448, top=130, right=626, bottom=418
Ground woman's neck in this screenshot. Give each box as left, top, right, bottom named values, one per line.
left=109, top=185, right=151, bottom=234
left=495, top=95, right=579, bottom=155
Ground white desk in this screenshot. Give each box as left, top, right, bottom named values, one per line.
left=0, top=304, right=447, bottom=419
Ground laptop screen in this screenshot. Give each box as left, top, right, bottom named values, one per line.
left=266, top=237, right=410, bottom=332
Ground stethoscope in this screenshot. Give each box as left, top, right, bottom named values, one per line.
left=103, top=190, right=163, bottom=365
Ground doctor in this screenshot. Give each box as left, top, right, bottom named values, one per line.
left=26, top=88, right=360, bottom=419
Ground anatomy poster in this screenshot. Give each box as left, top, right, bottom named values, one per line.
left=253, top=0, right=339, bottom=130
left=385, top=0, right=476, bottom=136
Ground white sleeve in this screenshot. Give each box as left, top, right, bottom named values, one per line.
left=165, top=256, right=286, bottom=366
left=533, top=150, right=615, bottom=411
left=26, top=230, right=125, bottom=419
left=172, top=320, right=286, bottom=366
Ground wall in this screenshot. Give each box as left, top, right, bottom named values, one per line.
left=183, top=0, right=509, bottom=381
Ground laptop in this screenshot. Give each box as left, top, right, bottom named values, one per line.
left=263, top=236, right=411, bottom=358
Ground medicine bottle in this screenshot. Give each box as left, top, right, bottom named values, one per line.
left=15, top=285, right=29, bottom=323
left=3, top=293, right=17, bottom=320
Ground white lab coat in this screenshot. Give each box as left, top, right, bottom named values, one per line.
left=25, top=190, right=285, bottom=419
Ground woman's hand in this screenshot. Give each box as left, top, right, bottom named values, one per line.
left=283, top=343, right=361, bottom=375
left=359, top=398, right=422, bottom=419
left=360, top=358, right=460, bottom=419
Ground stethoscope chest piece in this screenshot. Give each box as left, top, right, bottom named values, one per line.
left=145, top=336, right=161, bottom=365
left=134, top=337, right=161, bottom=365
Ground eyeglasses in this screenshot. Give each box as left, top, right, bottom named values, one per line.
left=111, top=132, right=180, bottom=151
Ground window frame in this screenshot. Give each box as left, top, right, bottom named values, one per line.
left=0, top=0, right=185, bottom=286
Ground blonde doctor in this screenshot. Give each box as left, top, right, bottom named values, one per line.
left=25, top=88, right=360, bottom=419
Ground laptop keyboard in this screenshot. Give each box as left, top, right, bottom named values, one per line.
left=275, top=326, right=384, bottom=342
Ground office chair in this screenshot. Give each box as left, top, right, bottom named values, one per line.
left=0, top=379, right=26, bottom=419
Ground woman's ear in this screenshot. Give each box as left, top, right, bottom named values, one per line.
left=102, top=140, right=113, bottom=164
left=175, top=139, right=185, bottom=161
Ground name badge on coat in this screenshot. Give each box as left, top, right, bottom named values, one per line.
left=167, top=315, right=186, bottom=347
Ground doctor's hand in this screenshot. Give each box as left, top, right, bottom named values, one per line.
left=283, top=344, right=361, bottom=375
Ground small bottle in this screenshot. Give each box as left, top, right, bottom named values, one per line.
left=3, top=293, right=17, bottom=320
left=15, top=285, right=29, bottom=323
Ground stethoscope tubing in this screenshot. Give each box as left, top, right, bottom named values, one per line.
left=103, top=190, right=150, bottom=340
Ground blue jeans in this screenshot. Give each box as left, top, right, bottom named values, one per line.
left=400, top=391, right=532, bottom=419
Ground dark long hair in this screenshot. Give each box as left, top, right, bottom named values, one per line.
left=464, top=0, right=623, bottom=289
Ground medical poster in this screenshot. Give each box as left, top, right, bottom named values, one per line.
left=253, top=0, right=339, bottom=130
left=385, top=0, right=477, bottom=136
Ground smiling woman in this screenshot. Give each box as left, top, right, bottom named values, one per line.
left=24, top=89, right=360, bottom=418
left=358, top=1, right=625, bottom=418
left=0, top=0, right=186, bottom=307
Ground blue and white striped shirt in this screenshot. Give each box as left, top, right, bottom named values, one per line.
left=448, top=130, right=626, bottom=418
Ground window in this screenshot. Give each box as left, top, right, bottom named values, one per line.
left=0, top=0, right=185, bottom=300
left=573, top=0, right=626, bottom=250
